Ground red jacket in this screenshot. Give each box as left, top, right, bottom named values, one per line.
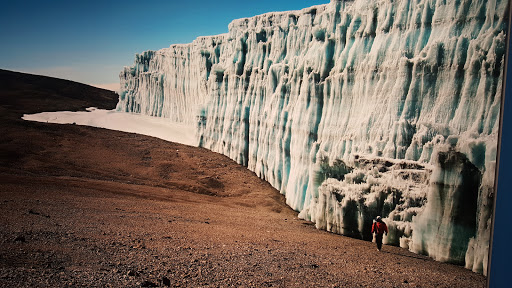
left=372, top=221, right=388, bottom=235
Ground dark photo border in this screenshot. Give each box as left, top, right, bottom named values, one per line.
left=488, top=2, right=512, bottom=286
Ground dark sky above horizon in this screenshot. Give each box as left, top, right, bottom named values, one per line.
left=0, top=0, right=328, bottom=89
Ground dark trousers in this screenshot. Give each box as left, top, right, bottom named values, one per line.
left=375, top=234, right=383, bottom=250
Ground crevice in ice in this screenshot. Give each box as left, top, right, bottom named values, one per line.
left=411, top=148, right=480, bottom=265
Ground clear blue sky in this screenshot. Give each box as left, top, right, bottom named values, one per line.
left=0, top=0, right=328, bottom=90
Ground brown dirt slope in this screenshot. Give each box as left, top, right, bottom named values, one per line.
left=0, top=69, right=486, bottom=287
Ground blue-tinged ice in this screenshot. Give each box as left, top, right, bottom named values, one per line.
left=117, top=0, right=508, bottom=275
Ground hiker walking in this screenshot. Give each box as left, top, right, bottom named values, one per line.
left=372, top=216, right=388, bottom=251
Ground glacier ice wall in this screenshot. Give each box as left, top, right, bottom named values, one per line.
left=117, top=0, right=508, bottom=275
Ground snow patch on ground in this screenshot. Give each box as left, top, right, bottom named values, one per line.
left=22, top=108, right=197, bottom=147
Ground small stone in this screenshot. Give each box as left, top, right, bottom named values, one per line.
left=140, top=280, right=157, bottom=287
left=14, top=235, right=25, bottom=242
left=161, top=276, right=171, bottom=286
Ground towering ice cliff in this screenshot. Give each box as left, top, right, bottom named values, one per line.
left=117, top=0, right=508, bottom=275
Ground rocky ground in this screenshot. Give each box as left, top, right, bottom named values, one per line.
left=0, top=70, right=486, bottom=287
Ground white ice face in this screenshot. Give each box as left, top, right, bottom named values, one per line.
left=117, top=0, right=508, bottom=275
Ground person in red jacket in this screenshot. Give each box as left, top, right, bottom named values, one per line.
left=372, top=216, right=388, bottom=251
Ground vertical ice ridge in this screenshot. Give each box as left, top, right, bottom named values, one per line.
left=118, top=0, right=507, bottom=274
